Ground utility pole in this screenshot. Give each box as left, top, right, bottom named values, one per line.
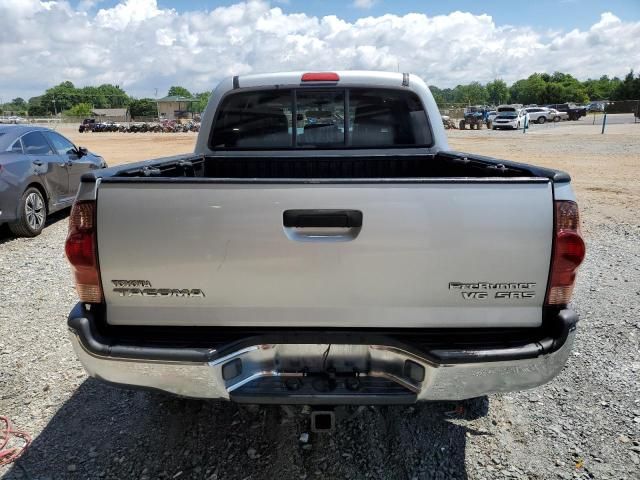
left=155, top=88, right=160, bottom=120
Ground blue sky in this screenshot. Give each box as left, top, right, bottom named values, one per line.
left=2, top=0, right=639, bottom=98
left=75, top=0, right=640, bottom=30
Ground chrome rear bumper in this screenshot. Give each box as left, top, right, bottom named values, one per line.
left=68, top=304, right=576, bottom=403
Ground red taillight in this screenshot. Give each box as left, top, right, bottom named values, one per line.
left=545, top=201, right=586, bottom=306
left=65, top=201, right=103, bottom=303
left=301, top=72, right=340, bottom=82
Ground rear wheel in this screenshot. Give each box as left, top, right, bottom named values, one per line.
left=459, top=120, right=466, bottom=130
left=9, top=187, right=47, bottom=237
left=477, top=122, right=483, bottom=130
left=538, top=116, right=546, bottom=124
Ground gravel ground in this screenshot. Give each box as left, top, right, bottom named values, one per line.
left=1, top=209, right=638, bottom=480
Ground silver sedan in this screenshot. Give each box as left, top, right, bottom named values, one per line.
left=0, top=125, right=106, bottom=236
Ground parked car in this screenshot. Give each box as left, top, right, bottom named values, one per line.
left=0, top=116, right=27, bottom=124
left=587, top=101, right=609, bottom=112
left=524, top=107, right=552, bottom=124
left=66, top=71, right=584, bottom=412
left=492, top=105, right=527, bottom=129
left=546, top=103, right=586, bottom=121
left=0, top=125, right=107, bottom=236
left=546, top=108, right=568, bottom=122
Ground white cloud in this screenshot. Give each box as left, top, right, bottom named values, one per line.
left=95, top=0, right=164, bottom=30
left=0, top=1, right=638, bottom=99
left=353, top=0, right=377, bottom=9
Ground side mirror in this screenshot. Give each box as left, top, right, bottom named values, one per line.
left=77, top=146, right=88, bottom=157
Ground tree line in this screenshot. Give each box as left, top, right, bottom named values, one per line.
left=430, top=70, right=640, bottom=106
left=2, top=70, right=639, bottom=117
left=0, top=83, right=210, bottom=118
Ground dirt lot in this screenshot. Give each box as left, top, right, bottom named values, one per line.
left=1, top=118, right=639, bottom=480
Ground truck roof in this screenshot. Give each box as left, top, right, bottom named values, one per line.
left=231, top=71, right=415, bottom=89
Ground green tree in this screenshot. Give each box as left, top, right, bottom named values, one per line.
left=11, top=97, right=26, bottom=107
left=27, top=96, right=48, bottom=116
left=546, top=72, right=588, bottom=103
left=35, top=81, right=131, bottom=114
left=65, top=103, right=93, bottom=117
left=190, top=92, right=211, bottom=113
left=611, top=70, right=640, bottom=100
left=167, top=86, right=192, bottom=98
left=485, top=79, right=509, bottom=105
left=429, top=86, right=455, bottom=105
left=429, top=85, right=445, bottom=105
left=129, top=98, right=157, bottom=118
left=452, top=82, right=488, bottom=105
left=509, top=74, right=546, bottom=105
left=95, top=84, right=129, bottom=107
left=40, top=81, right=80, bottom=113
left=541, top=83, right=567, bottom=104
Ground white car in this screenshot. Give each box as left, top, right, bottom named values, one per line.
left=492, top=106, right=527, bottom=130
left=524, top=107, right=552, bottom=124
left=0, top=116, right=27, bottom=124
left=546, top=108, right=568, bottom=122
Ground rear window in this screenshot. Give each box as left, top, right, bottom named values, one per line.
left=211, top=88, right=432, bottom=149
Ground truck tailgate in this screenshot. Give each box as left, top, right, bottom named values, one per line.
left=97, top=180, right=553, bottom=328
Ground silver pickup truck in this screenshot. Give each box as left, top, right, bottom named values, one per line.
left=65, top=71, right=585, bottom=405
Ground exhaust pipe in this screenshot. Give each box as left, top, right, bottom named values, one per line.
left=310, top=409, right=335, bottom=433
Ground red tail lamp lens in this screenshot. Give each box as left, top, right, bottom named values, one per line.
left=301, top=72, right=340, bottom=82
left=545, top=201, right=586, bottom=306
left=65, top=201, right=103, bottom=303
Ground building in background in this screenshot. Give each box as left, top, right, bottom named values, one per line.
left=156, top=96, right=198, bottom=120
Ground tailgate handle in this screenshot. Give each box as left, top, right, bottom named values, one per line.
left=283, top=210, right=363, bottom=228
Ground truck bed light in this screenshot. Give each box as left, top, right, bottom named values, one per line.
left=301, top=72, right=340, bottom=82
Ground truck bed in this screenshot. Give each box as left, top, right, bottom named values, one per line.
left=100, top=151, right=568, bottom=182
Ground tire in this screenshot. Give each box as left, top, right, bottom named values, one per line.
left=554, top=116, right=561, bottom=122
left=477, top=123, right=483, bottom=130
left=9, top=187, right=47, bottom=237
left=459, top=120, right=466, bottom=130
left=486, top=121, right=492, bottom=129
left=492, top=126, right=497, bottom=130
left=538, top=116, right=546, bottom=124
